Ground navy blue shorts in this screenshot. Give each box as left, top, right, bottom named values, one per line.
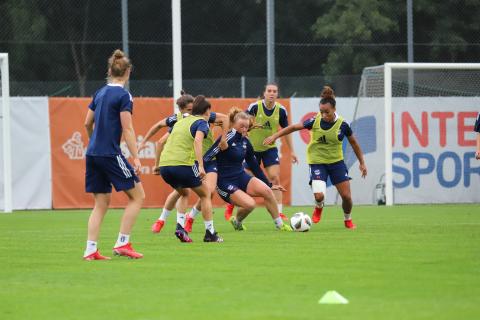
left=309, top=160, right=351, bottom=186
left=216, top=172, right=253, bottom=203
left=160, top=164, right=202, bottom=189
left=204, top=160, right=218, bottom=174
left=244, top=147, right=279, bottom=170
left=85, top=155, right=140, bottom=193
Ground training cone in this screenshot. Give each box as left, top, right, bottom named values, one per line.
left=318, top=291, right=349, bottom=304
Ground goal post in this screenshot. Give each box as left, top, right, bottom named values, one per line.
left=348, top=62, right=480, bottom=206
left=0, top=53, right=12, bottom=213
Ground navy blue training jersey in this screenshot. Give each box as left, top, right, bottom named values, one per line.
left=86, top=84, right=133, bottom=156
left=188, top=119, right=210, bottom=138
left=246, top=101, right=289, bottom=128
left=474, top=112, right=480, bottom=133
left=303, top=113, right=352, bottom=141
left=204, top=130, right=271, bottom=186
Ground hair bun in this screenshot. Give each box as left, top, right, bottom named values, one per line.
left=180, top=89, right=185, bottom=95
left=113, top=49, right=125, bottom=60
left=321, top=86, right=335, bottom=100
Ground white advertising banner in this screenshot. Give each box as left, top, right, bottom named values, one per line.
left=0, top=97, right=52, bottom=209
left=290, top=97, right=480, bottom=205
left=390, top=97, right=480, bottom=203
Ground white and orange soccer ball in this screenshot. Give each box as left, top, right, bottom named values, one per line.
left=290, top=212, right=312, bottom=232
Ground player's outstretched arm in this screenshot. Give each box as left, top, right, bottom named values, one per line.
left=347, top=135, right=367, bottom=178
left=138, top=118, right=169, bottom=150
left=153, top=132, right=170, bottom=173
left=263, top=123, right=304, bottom=146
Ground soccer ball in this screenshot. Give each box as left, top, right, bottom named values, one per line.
left=290, top=212, right=312, bottom=232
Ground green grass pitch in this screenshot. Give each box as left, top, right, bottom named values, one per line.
left=1, top=204, right=479, bottom=320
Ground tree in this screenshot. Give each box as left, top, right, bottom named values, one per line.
left=311, top=0, right=403, bottom=77
left=0, top=0, right=47, bottom=82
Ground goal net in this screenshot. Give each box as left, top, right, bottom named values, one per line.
left=345, top=63, right=480, bottom=205
left=0, top=53, right=12, bottom=212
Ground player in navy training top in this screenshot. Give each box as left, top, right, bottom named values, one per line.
left=475, top=112, right=480, bottom=160
left=83, top=50, right=145, bottom=261
left=224, top=83, right=297, bottom=222
left=204, top=108, right=292, bottom=231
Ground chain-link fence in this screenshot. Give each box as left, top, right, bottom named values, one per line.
left=1, top=0, right=479, bottom=97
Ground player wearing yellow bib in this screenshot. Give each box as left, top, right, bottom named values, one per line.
left=138, top=93, right=228, bottom=236
left=224, top=83, right=298, bottom=221
left=264, top=86, right=367, bottom=229
left=137, top=93, right=193, bottom=233
left=159, top=95, right=223, bottom=242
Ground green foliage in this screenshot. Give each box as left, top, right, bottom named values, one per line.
left=0, top=0, right=47, bottom=80
left=312, top=0, right=480, bottom=77
left=312, top=0, right=402, bottom=76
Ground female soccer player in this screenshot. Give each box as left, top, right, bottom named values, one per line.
left=139, top=98, right=228, bottom=237
left=475, top=112, right=480, bottom=160
left=83, top=49, right=145, bottom=260
left=138, top=92, right=194, bottom=233
left=205, top=108, right=292, bottom=231
left=159, top=95, right=224, bottom=242
left=264, top=86, right=367, bottom=229
left=224, top=83, right=297, bottom=221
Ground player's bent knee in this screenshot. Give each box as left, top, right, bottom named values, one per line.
left=263, top=187, right=275, bottom=200
left=314, top=192, right=324, bottom=203
left=245, top=199, right=256, bottom=211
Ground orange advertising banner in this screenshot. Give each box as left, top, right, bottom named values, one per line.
left=49, top=97, right=292, bottom=209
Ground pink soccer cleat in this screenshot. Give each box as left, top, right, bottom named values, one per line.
left=83, top=250, right=111, bottom=261
left=344, top=220, right=357, bottom=229
left=312, top=206, right=323, bottom=224
left=224, top=203, right=234, bottom=221
left=113, top=243, right=144, bottom=259
left=184, top=216, right=194, bottom=233
left=151, top=219, right=165, bottom=233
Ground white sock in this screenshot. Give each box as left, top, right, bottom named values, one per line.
left=188, top=206, right=200, bottom=219
left=344, top=213, right=351, bottom=221
left=274, top=217, right=283, bottom=228
left=204, top=220, right=215, bottom=234
left=114, top=233, right=130, bottom=248
left=159, top=208, right=171, bottom=221
left=84, top=240, right=97, bottom=256
left=277, top=204, right=283, bottom=213
left=177, top=212, right=186, bottom=227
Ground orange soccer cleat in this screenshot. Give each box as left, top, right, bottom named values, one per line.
left=344, top=220, right=357, bottom=229
left=279, top=213, right=288, bottom=221
left=312, top=206, right=323, bottom=224
left=184, top=216, right=194, bottom=233
left=113, top=243, right=144, bottom=259
left=224, top=203, right=234, bottom=221
left=83, top=250, right=111, bottom=261
left=151, top=219, right=165, bottom=233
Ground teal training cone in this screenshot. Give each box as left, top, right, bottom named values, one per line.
left=318, top=291, right=349, bottom=304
